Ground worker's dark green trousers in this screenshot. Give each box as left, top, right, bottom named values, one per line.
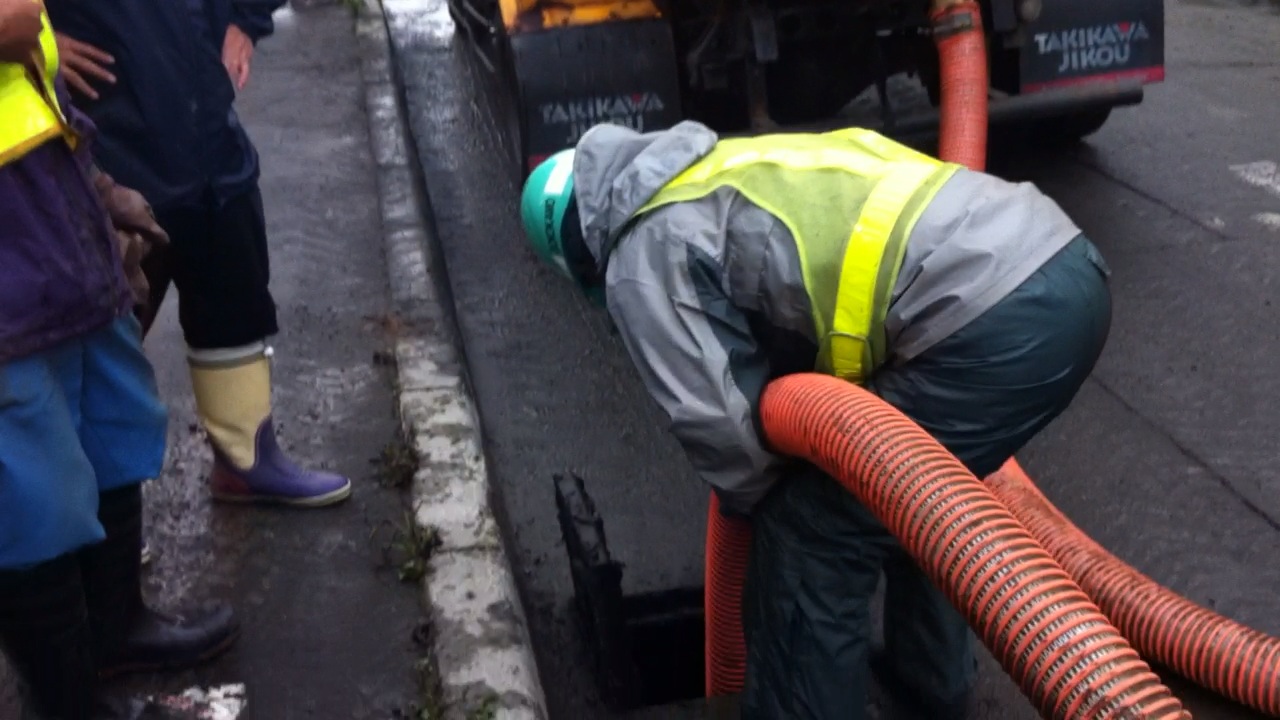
left=740, top=235, right=1112, bottom=720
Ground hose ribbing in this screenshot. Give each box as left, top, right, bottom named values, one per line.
left=758, top=373, right=1189, bottom=718
left=991, top=459, right=1280, bottom=716
left=704, top=493, right=752, bottom=697
left=932, top=0, right=990, bottom=170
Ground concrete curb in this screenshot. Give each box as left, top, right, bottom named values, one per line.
left=354, top=5, right=550, bottom=719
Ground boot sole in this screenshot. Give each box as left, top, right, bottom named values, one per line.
left=211, top=481, right=353, bottom=508
left=98, top=625, right=243, bottom=680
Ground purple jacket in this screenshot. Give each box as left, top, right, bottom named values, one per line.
left=0, top=77, right=131, bottom=364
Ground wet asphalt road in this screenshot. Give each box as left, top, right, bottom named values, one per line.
left=389, top=0, right=1280, bottom=717
left=2, top=4, right=424, bottom=718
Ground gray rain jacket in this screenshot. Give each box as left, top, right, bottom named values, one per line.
left=572, top=120, right=1081, bottom=514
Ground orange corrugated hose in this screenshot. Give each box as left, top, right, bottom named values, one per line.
left=758, top=374, right=1189, bottom=718
left=704, top=494, right=752, bottom=696
left=932, top=0, right=990, bottom=170
left=929, top=2, right=1280, bottom=711
left=990, top=458, right=1280, bottom=716
left=701, top=0, right=1280, bottom=713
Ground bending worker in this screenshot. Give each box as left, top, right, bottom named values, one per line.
left=520, top=120, right=1112, bottom=719
left=0, top=1, right=236, bottom=716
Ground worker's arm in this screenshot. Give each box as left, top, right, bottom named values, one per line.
left=604, top=213, right=790, bottom=516
left=223, top=0, right=286, bottom=90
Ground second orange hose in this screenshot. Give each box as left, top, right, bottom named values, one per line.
left=990, top=459, right=1280, bottom=716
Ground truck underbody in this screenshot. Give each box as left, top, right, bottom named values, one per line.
left=449, top=0, right=1164, bottom=176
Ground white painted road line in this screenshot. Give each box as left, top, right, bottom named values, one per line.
left=1255, top=212, right=1280, bottom=232
left=1228, top=162, right=1280, bottom=232
left=1230, top=161, right=1280, bottom=198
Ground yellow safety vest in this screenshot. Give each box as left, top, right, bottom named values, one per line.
left=631, top=128, right=960, bottom=384
left=0, top=7, right=77, bottom=168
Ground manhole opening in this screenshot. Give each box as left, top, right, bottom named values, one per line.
left=555, top=473, right=711, bottom=712
left=622, top=586, right=706, bottom=707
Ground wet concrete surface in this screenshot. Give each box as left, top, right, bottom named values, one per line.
left=1, top=5, right=424, bottom=718
left=389, top=0, right=1280, bottom=716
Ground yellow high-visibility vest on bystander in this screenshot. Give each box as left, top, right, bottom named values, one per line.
left=0, top=6, right=77, bottom=167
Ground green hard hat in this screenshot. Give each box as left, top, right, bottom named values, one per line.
left=521, top=149, right=579, bottom=285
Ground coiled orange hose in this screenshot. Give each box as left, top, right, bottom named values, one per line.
left=990, top=458, right=1280, bottom=716
left=704, top=493, right=752, bottom=697
left=759, top=374, right=1189, bottom=718
left=932, top=0, right=990, bottom=171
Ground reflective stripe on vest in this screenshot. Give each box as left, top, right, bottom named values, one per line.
left=0, top=8, right=76, bottom=168
left=630, top=128, right=959, bottom=383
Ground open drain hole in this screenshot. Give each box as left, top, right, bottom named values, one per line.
left=620, top=587, right=706, bottom=706
left=555, top=473, right=708, bottom=710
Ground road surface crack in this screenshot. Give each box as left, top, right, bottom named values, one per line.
left=1070, top=157, right=1247, bottom=245
left=1088, top=375, right=1280, bottom=533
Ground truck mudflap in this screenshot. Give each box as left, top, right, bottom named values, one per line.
left=509, top=19, right=685, bottom=176
left=1018, top=0, right=1165, bottom=92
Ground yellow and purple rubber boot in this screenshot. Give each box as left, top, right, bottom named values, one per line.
left=189, top=344, right=352, bottom=508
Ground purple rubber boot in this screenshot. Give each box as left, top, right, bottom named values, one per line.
left=209, top=418, right=352, bottom=507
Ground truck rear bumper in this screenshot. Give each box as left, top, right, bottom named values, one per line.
left=729, top=77, right=1146, bottom=142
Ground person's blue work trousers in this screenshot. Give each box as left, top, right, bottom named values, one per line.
left=741, top=235, right=1113, bottom=719
left=0, top=314, right=168, bottom=571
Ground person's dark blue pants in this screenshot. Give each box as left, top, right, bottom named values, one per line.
left=138, top=186, right=278, bottom=349
left=741, top=235, right=1113, bottom=719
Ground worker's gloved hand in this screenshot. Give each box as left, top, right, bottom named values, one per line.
left=115, top=229, right=152, bottom=307
left=92, top=171, right=166, bottom=311
left=92, top=171, right=170, bottom=249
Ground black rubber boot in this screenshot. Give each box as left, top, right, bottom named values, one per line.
left=0, top=553, right=98, bottom=719
left=80, top=485, right=240, bottom=678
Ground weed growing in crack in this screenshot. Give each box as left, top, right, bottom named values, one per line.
left=466, top=694, right=499, bottom=720
left=373, top=432, right=417, bottom=489
left=413, top=657, right=445, bottom=719
left=393, top=621, right=443, bottom=720
left=381, top=510, right=442, bottom=583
